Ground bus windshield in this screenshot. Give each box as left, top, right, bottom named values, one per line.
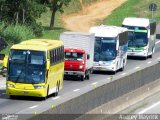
left=94, top=37, right=116, bottom=61
left=128, top=31, right=148, bottom=47
left=8, top=50, right=46, bottom=84
left=65, top=52, right=84, bottom=61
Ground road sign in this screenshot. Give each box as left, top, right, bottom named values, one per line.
left=149, top=3, right=157, bottom=11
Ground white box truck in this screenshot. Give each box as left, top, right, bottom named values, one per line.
left=60, top=32, right=95, bottom=81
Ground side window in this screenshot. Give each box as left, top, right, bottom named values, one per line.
left=50, top=50, right=53, bottom=65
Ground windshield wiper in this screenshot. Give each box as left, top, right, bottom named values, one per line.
left=14, top=68, right=24, bottom=83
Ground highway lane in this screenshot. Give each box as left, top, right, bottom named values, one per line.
left=122, top=89, right=160, bottom=114
left=0, top=40, right=160, bottom=115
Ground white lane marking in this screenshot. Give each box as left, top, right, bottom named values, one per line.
left=91, top=82, right=98, bottom=85
left=121, top=73, right=126, bottom=75
left=135, top=66, right=140, bottom=69
left=147, top=61, right=152, bottom=64
left=29, top=105, right=38, bottom=109
left=52, top=96, right=60, bottom=100
left=156, top=41, right=160, bottom=44
left=73, top=89, right=80, bottom=92
left=138, top=101, right=160, bottom=114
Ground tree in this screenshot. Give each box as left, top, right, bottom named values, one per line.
left=0, top=0, right=46, bottom=25
left=41, top=0, right=71, bottom=30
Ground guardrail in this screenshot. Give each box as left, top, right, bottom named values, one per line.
left=29, top=61, right=160, bottom=120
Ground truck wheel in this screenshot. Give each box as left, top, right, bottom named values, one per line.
left=86, top=74, right=90, bottom=80
left=81, top=75, right=85, bottom=81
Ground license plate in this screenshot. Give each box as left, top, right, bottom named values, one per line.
left=22, top=91, right=28, bottom=94
left=97, top=67, right=102, bottom=70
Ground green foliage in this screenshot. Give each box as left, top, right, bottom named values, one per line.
left=103, top=0, right=160, bottom=26
left=63, top=0, right=81, bottom=14
left=1, top=25, right=35, bottom=44
left=103, top=0, right=139, bottom=26
left=0, top=0, right=46, bottom=25
left=40, top=0, right=72, bottom=29
left=28, top=22, right=44, bottom=37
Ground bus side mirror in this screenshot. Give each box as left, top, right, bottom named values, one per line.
left=3, top=55, right=8, bottom=68
left=46, top=60, right=50, bottom=70
left=87, top=54, right=90, bottom=60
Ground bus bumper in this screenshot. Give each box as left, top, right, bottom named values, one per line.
left=93, top=66, right=115, bottom=72
left=6, top=87, right=46, bottom=97
left=127, top=51, right=147, bottom=57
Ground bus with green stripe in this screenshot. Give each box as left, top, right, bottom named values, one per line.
left=122, top=17, right=156, bottom=59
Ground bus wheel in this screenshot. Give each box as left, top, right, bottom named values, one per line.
left=150, top=46, right=155, bottom=58
left=10, top=95, right=15, bottom=99
left=55, top=82, right=59, bottom=96
left=120, top=61, right=125, bottom=71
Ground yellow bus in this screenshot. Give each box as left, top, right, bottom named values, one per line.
left=6, top=39, right=64, bottom=99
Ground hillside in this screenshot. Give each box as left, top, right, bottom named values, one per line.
left=62, top=0, right=126, bottom=32
left=38, top=0, right=160, bottom=39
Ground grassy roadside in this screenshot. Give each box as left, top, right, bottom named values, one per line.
left=102, top=0, right=160, bottom=26
left=37, top=0, right=83, bottom=40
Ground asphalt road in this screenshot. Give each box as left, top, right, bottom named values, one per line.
left=0, top=40, right=160, bottom=116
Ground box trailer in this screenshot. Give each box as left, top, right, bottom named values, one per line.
left=60, top=32, right=95, bottom=81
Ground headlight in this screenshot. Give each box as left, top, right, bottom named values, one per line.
left=34, top=85, right=45, bottom=89
left=112, top=60, right=116, bottom=64
left=79, top=65, right=84, bottom=69
left=7, top=83, right=15, bottom=88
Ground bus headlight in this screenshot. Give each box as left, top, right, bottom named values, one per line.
left=7, top=83, right=15, bottom=88
left=34, top=85, right=45, bottom=89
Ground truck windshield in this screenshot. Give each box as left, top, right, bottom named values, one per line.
left=128, top=31, right=148, bottom=47
left=94, top=37, right=116, bottom=61
left=65, top=52, right=84, bottom=61
left=8, top=50, right=46, bottom=84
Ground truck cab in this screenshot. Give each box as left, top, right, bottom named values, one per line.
left=64, top=48, right=89, bottom=81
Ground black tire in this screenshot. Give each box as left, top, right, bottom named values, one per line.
left=120, top=62, right=125, bottom=72
left=81, top=75, right=85, bottom=81
left=86, top=74, right=90, bottom=80
left=150, top=46, right=155, bottom=58
left=55, top=82, right=59, bottom=97
left=120, top=65, right=124, bottom=71
left=10, top=95, right=15, bottom=99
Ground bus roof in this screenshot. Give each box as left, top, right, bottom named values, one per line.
left=11, top=39, right=63, bottom=51
left=122, top=17, right=156, bottom=28
left=89, top=25, right=128, bottom=37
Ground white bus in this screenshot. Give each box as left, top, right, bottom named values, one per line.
left=90, top=25, right=128, bottom=73
left=122, top=17, right=156, bottom=59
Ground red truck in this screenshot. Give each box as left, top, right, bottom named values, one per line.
left=60, top=32, right=95, bottom=81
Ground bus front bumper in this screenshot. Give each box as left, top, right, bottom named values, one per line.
left=93, top=66, right=115, bottom=72
left=127, top=51, right=147, bottom=57
left=6, top=87, right=46, bottom=97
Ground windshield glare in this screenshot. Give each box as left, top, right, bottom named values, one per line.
left=128, top=31, right=148, bottom=47
left=65, top=52, right=84, bottom=61
left=94, top=37, right=116, bottom=61
left=8, top=50, right=45, bottom=84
